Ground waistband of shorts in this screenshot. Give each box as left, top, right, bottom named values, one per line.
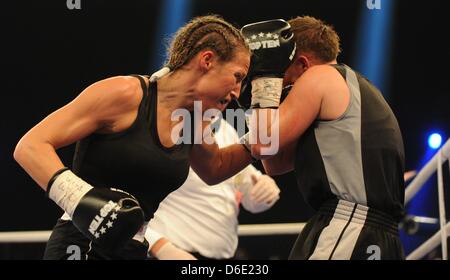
left=318, top=199, right=399, bottom=235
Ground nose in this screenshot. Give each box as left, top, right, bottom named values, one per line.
left=231, top=86, right=240, bottom=100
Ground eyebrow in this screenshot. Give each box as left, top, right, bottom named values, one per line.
left=235, top=72, right=245, bottom=82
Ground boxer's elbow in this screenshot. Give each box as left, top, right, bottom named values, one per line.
left=262, top=158, right=294, bottom=176
left=263, top=165, right=286, bottom=176
left=251, top=143, right=277, bottom=160
left=13, top=134, right=45, bottom=167
left=202, top=174, right=221, bottom=186
left=197, top=166, right=223, bottom=186
left=13, top=137, right=32, bottom=165
left=262, top=164, right=279, bottom=176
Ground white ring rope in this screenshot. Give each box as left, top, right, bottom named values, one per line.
left=0, top=223, right=306, bottom=243
left=405, top=138, right=449, bottom=260
left=0, top=231, right=52, bottom=243
left=405, top=139, right=450, bottom=203
left=238, top=223, right=305, bottom=236
left=406, top=222, right=450, bottom=260
left=436, top=149, right=448, bottom=259
left=1, top=140, right=448, bottom=259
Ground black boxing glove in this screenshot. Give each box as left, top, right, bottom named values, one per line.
left=241, top=19, right=296, bottom=108
left=47, top=168, right=145, bottom=252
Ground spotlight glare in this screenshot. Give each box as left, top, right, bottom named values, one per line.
left=428, top=133, right=442, bottom=149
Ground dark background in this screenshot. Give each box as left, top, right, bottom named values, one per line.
left=1, top=0, right=449, bottom=259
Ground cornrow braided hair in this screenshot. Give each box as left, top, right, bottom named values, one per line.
left=166, top=15, right=249, bottom=71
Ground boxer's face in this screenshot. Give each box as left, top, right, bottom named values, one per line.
left=199, top=50, right=250, bottom=111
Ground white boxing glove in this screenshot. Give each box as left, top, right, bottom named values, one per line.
left=241, top=174, right=280, bottom=213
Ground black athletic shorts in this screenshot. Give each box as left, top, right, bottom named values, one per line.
left=289, top=199, right=404, bottom=260
left=44, top=219, right=149, bottom=260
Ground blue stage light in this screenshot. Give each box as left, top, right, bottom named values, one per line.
left=428, top=133, right=442, bottom=149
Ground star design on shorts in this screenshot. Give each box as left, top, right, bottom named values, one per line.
left=251, top=35, right=257, bottom=40
left=258, top=32, right=265, bottom=37
left=266, top=33, right=273, bottom=38
left=100, top=227, right=106, bottom=234
left=245, top=38, right=250, bottom=43
left=273, top=34, right=279, bottom=39
left=111, top=213, right=118, bottom=220
left=114, top=205, right=121, bottom=212
left=106, top=221, right=113, bottom=228
left=94, top=232, right=100, bottom=239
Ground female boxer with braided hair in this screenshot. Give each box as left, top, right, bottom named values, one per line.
left=14, top=15, right=253, bottom=259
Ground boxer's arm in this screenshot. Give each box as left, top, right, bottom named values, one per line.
left=190, top=140, right=254, bottom=186
left=261, top=141, right=296, bottom=175
left=13, top=76, right=142, bottom=189
left=146, top=227, right=197, bottom=260
left=149, top=238, right=197, bottom=260
left=14, top=77, right=146, bottom=250
left=251, top=66, right=343, bottom=158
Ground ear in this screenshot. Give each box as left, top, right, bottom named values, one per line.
left=297, top=55, right=311, bottom=70
left=198, top=50, right=215, bottom=72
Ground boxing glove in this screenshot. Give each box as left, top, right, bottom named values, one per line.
left=47, top=168, right=145, bottom=252
left=241, top=19, right=296, bottom=108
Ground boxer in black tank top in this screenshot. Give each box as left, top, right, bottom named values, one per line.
left=240, top=16, right=405, bottom=259
left=44, top=76, right=192, bottom=259
left=290, top=64, right=405, bottom=260
left=14, top=15, right=254, bottom=259
left=72, top=76, right=191, bottom=221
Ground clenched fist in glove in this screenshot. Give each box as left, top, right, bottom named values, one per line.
left=47, top=168, right=145, bottom=253
left=241, top=19, right=296, bottom=108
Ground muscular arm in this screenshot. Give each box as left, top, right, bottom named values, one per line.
left=190, top=140, right=254, bottom=186
left=13, top=76, right=143, bottom=189
left=189, top=120, right=254, bottom=185
left=251, top=65, right=349, bottom=159
left=262, top=141, right=296, bottom=175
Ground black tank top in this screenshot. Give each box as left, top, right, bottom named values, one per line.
left=72, top=75, right=191, bottom=220
left=294, top=64, right=405, bottom=221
